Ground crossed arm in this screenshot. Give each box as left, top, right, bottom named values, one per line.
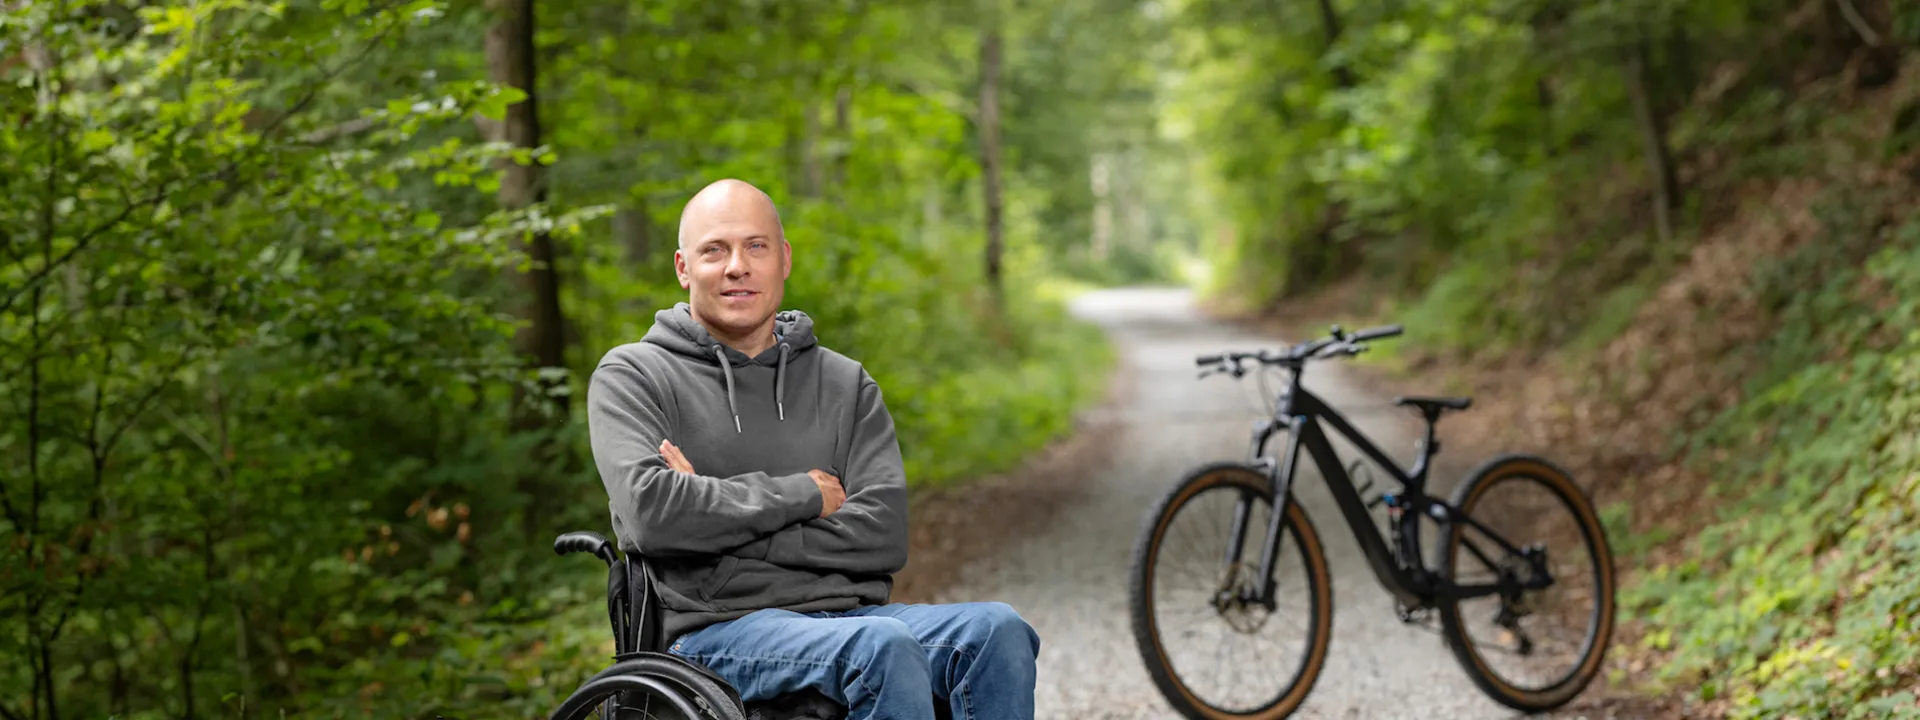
left=587, top=363, right=910, bottom=577
left=683, top=376, right=910, bottom=577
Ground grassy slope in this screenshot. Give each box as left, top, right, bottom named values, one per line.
left=890, top=278, right=1119, bottom=489
left=1214, top=54, right=1920, bottom=719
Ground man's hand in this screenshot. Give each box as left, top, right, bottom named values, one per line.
left=664, top=439, right=844, bottom=518
left=660, top=439, right=696, bottom=474
left=810, top=469, right=846, bottom=518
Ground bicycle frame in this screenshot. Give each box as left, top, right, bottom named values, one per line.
left=1227, top=365, right=1547, bottom=612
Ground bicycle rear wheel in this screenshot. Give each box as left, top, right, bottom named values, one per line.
left=1128, top=463, right=1332, bottom=719
left=1437, top=454, right=1616, bottom=712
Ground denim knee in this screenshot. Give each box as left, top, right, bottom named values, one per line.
left=965, top=602, right=1040, bottom=657
left=852, top=617, right=925, bottom=668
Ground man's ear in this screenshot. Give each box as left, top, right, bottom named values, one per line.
left=781, top=239, right=792, bottom=280
left=674, top=249, right=691, bottom=289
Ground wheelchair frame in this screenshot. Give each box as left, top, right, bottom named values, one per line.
left=553, top=530, right=914, bottom=720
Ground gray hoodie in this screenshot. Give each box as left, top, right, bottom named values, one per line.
left=585, top=302, right=910, bottom=641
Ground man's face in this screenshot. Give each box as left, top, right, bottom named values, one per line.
left=674, top=213, right=790, bottom=341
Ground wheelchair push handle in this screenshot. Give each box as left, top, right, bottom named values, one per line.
left=554, top=530, right=620, bottom=567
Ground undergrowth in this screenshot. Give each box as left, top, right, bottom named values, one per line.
left=1387, top=155, right=1680, bottom=358
left=1621, top=190, right=1920, bottom=718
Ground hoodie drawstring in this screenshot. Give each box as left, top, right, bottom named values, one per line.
left=714, top=341, right=793, bottom=432
left=777, top=342, right=791, bottom=421
left=713, top=345, right=741, bottom=433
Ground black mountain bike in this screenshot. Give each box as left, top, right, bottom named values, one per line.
left=1126, top=324, right=1616, bottom=719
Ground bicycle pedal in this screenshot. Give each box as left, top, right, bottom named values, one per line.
left=1394, top=604, right=1438, bottom=630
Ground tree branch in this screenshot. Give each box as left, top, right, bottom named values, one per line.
left=298, top=115, right=380, bottom=145
left=891, top=78, right=977, bottom=120
left=0, top=181, right=173, bottom=318
left=102, top=348, right=194, bottom=460
left=0, top=11, right=403, bottom=316
left=39, top=636, right=57, bottom=720
left=1834, top=0, right=1879, bottom=46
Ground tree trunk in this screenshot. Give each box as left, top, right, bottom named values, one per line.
left=611, top=204, right=651, bottom=265
left=484, top=0, right=567, bottom=421
left=1537, top=75, right=1555, bottom=158
left=1293, top=0, right=1355, bottom=296
left=1624, top=35, right=1681, bottom=245
left=800, top=95, right=822, bottom=199
left=1090, top=153, right=1112, bottom=263
left=1125, top=150, right=1150, bottom=256
left=1529, top=0, right=1563, bottom=159
left=978, top=15, right=1005, bottom=307
left=1314, top=0, right=1356, bottom=89
left=922, top=178, right=942, bottom=240
left=832, top=85, right=852, bottom=194
left=484, top=0, right=567, bottom=533
left=1666, top=23, right=1698, bottom=103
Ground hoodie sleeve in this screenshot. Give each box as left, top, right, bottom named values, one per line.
left=588, top=361, right=825, bottom=558
left=751, top=370, right=910, bottom=576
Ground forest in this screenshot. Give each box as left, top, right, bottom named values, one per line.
left=2, top=0, right=1917, bottom=718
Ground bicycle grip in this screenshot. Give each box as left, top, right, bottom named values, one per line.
left=554, top=530, right=617, bottom=566
left=1353, top=325, right=1403, bottom=341
left=1196, top=354, right=1223, bottom=367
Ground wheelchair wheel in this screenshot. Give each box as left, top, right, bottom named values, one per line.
left=549, top=655, right=748, bottom=720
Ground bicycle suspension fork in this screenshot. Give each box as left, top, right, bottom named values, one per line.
left=1222, top=413, right=1304, bottom=612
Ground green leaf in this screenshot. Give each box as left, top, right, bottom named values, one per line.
left=475, top=86, right=527, bottom=121
left=80, top=129, right=115, bottom=152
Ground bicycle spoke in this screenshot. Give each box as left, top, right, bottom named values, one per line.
left=1447, top=469, right=1607, bottom=698
left=1146, top=476, right=1320, bottom=716
left=1460, top=535, right=1502, bottom=575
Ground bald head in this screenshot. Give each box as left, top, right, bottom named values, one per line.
left=672, top=178, right=793, bottom=355
left=677, top=178, right=784, bottom=250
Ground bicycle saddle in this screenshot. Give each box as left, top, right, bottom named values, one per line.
left=1394, top=395, right=1472, bottom=412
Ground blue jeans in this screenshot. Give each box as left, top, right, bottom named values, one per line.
left=667, top=602, right=1040, bottom=720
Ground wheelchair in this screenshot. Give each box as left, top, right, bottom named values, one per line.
left=544, top=530, right=954, bottom=720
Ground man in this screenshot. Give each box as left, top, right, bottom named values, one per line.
left=585, top=178, right=1040, bottom=719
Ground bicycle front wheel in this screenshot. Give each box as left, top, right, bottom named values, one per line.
left=1128, top=463, right=1333, bottom=720
left=1437, top=454, right=1616, bottom=713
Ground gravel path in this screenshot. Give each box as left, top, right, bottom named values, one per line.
left=925, top=287, right=1531, bottom=719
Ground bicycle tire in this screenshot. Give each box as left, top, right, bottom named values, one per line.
left=1128, top=462, right=1333, bottom=720
left=1436, top=454, right=1616, bottom=713
left=549, top=654, right=748, bottom=720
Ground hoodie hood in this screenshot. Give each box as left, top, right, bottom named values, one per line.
left=641, top=302, right=819, bottom=432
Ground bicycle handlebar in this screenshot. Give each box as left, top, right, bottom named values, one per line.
left=1196, top=323, right=1404, bottom=376
left=1350, top=324, right=1402, bottom=342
